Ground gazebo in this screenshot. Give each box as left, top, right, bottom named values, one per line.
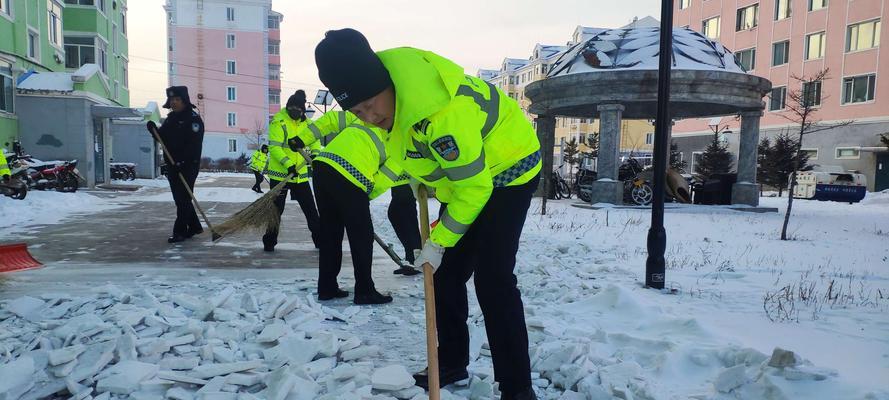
left=525, top=27, right=772, bottom=206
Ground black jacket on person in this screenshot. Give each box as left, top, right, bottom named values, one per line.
left=157, top=110, right=205, bottom=167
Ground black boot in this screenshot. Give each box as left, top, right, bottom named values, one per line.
left=393, top=265, right=421, bottom=275
left=413, top=366, right=469, bottom=390
left=167, top=234, right=186, bottom=243
left=500, top=387, right=538, bottom=400
left=353, top=290, right=393, bottom=305
left=184, top=228, right=203, bottom=238
left=318, top=288, right=349, bottom=301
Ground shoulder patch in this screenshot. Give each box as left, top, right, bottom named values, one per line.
left=191, top=122, right=201, bottom=133
left=431, top=135, right=460, bottom=162
left=406, top=150, right=425, bottom=159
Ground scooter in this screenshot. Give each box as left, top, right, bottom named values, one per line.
left=110, top=162, right=137, bottom=180
left=1, top=155, right=28, bottom=200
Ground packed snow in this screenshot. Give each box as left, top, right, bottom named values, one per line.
left=1, top=190, right=123, bottom=237
left=1, top=181, right=887, bottom=399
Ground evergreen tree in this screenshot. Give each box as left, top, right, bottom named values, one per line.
left=694, top=133, right=733, bottom=180
left=669, top=140, right=687, bottom=173
left=563, top=138, right=580, bottom=177
left=757, top=137, right=774, bottom=194
left=770, top=133, right=810, bottom=197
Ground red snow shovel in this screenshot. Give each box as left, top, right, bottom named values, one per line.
left=0, top=243, right=43, bottom=272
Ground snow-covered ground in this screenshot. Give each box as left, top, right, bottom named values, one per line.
left=1, top=190, right=124, bottom=237
left=1, top=186, right=887, bottom=400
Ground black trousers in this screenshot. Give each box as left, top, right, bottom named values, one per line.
left=434, top=174, right=539, bottom=394
left=251, top=170, right=264, bottom=190
left=262, top=179, right=321, bottom=248
left=388, top=184, right=422, bottom=263
left=167, top=165, right=201, bottom=235
left=313, top=162, right=376, bottom=296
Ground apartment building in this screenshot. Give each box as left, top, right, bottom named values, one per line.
left=673, top=0, right=888, bottom=191
left=165, top=0, right=281, bottom=160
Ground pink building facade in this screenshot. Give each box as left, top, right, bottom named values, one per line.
left=672, top=0, right=888, bottom=191
left=165, top=0, right=281, bottom=160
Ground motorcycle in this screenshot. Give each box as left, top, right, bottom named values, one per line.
left=22, top=158, right=82, bottom=192
left=110, top=162, right=137, bottom=181
left=1, top=154, right=28, bottom=200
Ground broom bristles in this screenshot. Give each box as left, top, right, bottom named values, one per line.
left=212, top=179, right=290, bottom=241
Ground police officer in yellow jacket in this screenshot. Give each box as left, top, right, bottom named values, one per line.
left=316, top=29, right=541, bottom=400
left=249, top=144, right=269, bottom=193
left=289, top=109, right=405, bottom=305
left=264, top=91, right=321, bottom=251
left=0, top=151, right=10, bottom=181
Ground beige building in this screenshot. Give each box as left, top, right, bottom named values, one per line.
left=480, top=19, right=660, bottom=172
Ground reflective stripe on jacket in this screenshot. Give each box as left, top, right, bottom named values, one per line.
left=249, top=150, right=268, bottom=172
left=267, top=109, right=315, bottom=183
left=379, top=47, right=541, bottom=247
left=296, top=111, right=405, bottom=199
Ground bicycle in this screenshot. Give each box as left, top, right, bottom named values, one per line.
left=550, top=166, right=572, bottom=199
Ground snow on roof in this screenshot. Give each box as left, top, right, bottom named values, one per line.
left=622, top=16, right=660, bottom=29
left=17, top=72, right=75, bottom=92
left=502, top=58, right=530, bottom=71
left=72, top=64, right=101, bottom=82
left=548, top=27, right=747, bottom=77
left=477, top=69, right=500, bottom=81
left=534, top=44, right=568, bottom=60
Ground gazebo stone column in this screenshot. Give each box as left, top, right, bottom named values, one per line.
left=732, top=110, right=763, bottom=206
left=534, top=115, right=556, bottom=198
left=590, top=104, right=625, bottom=204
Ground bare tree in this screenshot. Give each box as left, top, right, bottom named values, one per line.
left=780, top=69, right=853, bottom=240
left=881, top=132, right=889, bottom=150
left=241, top=119, right=267, bottom=150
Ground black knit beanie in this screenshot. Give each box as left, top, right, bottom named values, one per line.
left=315, top=28, right=392, bottom=110
left=286, top=90, right=307, bottom=110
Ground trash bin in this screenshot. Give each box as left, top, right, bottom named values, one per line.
left=692, top=173, right=737, bottom=205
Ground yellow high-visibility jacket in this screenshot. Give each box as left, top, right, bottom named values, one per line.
left=249, top=150, right=268, bottom=172
left=294, top=110, right=406, bottom=199
left=267, top=109, right=321, bottom=183
left=0, top=152, right=10, bottom=177
left=379, top=47, right=541, bottom=247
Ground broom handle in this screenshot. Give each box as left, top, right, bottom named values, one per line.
left=417, top=185, right=440, bottom=400
left=150, top=126, right=218, bottom=236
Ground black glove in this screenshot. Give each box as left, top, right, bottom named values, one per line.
left=287, top=165, right=298, bottom=176
left=146, top=121, right=158, bottom=134
left=288, top=137, right=305, bottom=151
left=1, top=174, right=9, bottom=182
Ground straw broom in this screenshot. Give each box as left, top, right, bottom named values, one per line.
left=212, top=154, right=309, bottom=242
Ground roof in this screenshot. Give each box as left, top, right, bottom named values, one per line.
left=622, top=16, right=660, bottom=29
left=502, top=58, right=530, bottom=71
left=548, top=27, right=747, bottom=77
left=477, top=69, right=500, bottom=80
left=534, top=44, right=568, bottom=60
left=17, top=64, right=103, bottom=92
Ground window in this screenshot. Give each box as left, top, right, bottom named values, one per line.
left=226, top=60, right=236, bottom=75
left=228, top=139, right=238, bottom=153
left=0, top=0, right=9, bottom=17
left=225, top=7, right=235, bottom=21
left=269, top=89, right=280, bottom=105
left=98, top=41, right=107, bottom=73
left=736, top=4, right=759, bottom=31
left=122, top=62, right=128, bottom=87
left=226, top=34, right=235, bottom=49
left=168, top=62, right=174, bottom=73
left=267, top=15, right=279, bottom=29
left=167, top=11, right=174, bottom=23
left=121, top=9, right=126, bottom=35
left=809, top=0, right=827, bottom=11
left=842, top=74, right=876, bottom=104
left=802, top=80, right=822, bottom=107
left=691, top=152, right=704, bottom=174
left=269, top=64, right=280, bottom=80
left=0, top=63, right=13, bottom=113
left=268, top=39, right=280, bottom=55
left=702, top=16, right=721, bottom=39
left=772, top=40, right=790, bottom=66
left=64, top=36, right=96, bottom=69
left=64, top=0, right=94, bottom=5
left=735, top=48, right=756, bottom=71
left=769, top=86, right=786, bottom=111
left=28, top=30, right=39, bottom=60
left=680, top=0, right=690, bottom=9
left=97, top=0, right=104, bottom=13
left=835, top=147, right=860, bottom=159
left=645, top=133, right=654, bottom=145
left=805, top=32, right=826, bottom=59
left=168, top=38, right=173, bottom=52
left=226, top=86, right=236, bottom=102
left=112, top=24, right=118, bottom=53
left=227, top=112, right=237, bottom=127
left=800, top=149, right=818, bottom=160
left=48, top=1, right=63, bottom=47
left=775, top=0, right=791, bottom=20
left=847, top=19, right=881, bottom=52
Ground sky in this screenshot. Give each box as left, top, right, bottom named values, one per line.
left=127, top=0, right=660, bottom=108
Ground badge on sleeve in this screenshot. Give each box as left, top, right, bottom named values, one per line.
left=192, top=122, right=201, bottom=133
left=431, top=135, right=459, bottom=161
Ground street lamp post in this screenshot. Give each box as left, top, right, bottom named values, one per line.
left=645, top=0, right=675, bottom=290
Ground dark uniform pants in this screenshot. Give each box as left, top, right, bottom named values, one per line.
left=313, top=162, right=376, bottom=296
left=388, top=184, right=422, bottom=263
left=263, top=179, right=321, bottom=248
left=167, top=164, right=201, bottom=235
left=434, top=174, right=539, bottom=394
left=251, top=170, right=264, bottom=190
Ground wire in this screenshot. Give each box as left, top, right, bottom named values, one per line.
left=129, top=53, right=323, bottom=89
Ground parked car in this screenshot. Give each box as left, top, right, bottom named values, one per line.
left=792, top=167, right=867, bottom=204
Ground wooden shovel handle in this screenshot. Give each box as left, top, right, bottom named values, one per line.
left=417, top=185, right=440, bottom=400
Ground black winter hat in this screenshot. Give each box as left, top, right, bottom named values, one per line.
left=286, top=90, right=307, bottom=110
left=162, top=86, right=196, bottom=109
left=314, top=28, right=392, bottom=110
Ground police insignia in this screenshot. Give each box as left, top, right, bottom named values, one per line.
left=191, top=122, right=201, bottom=133
left=431, top=135, right=459, bottom=161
